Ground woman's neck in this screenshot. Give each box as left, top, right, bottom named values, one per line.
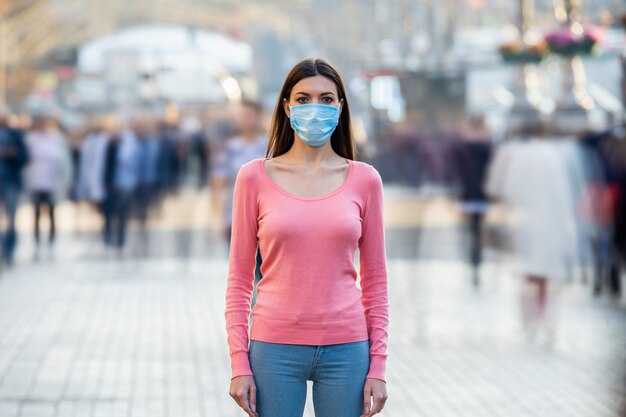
left=281, top=138, right=339, bottom=166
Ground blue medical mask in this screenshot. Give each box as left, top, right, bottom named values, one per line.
left=288, top=103, right=341, bottom=147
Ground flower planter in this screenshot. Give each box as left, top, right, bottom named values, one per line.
left=499, top=42, right=548, bottom=64
left=544, top=25, right=603, bottom=57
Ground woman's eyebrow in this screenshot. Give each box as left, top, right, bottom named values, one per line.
left=293, top=91, right=336, bottom=96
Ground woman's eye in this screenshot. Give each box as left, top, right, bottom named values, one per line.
left=296, top=97, right=308, bottom=103
left=321, top=97, right=333, bottom=103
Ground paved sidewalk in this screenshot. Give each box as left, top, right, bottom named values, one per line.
left=0, top=185, right=624, bottom=417
left=0, top=255, right=624, bottom=417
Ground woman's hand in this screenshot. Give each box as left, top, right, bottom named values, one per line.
left=229, top=375, right=258, bottom=417
left=361, top=378, right=388, bottom=416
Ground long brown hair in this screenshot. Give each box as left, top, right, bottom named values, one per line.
left=266, top=58, right=356, bottom=160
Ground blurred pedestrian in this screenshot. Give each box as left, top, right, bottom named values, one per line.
left=225, top=58, right=389, bottom=417
left=104, top=117, right=142, bottom=254
left=486, top=134, right=590, bottom=344
left=76, top=118, right=112, bottom=208
left=135, top=117, right=162, bottom=254
left=157, top=118, right=182, bottom=194
left=0, top=109, right=28, bottom=267
left=211, top=100, right=268, bottom=306
left=180, top=110, right=206, bottom=186
left=601, top=130, right=626, bottom=297
left=450, top=114, right=493, bottom=284
left=24, top=115, right=72, bottom=259
left=76, top=116, right=119, bottom=247
left=210, top=100, right=268, bottom=244
left=102, top=131, right=119, bottom=250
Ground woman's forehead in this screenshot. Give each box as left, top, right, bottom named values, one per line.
left=291, top=75, right=338, bottom=95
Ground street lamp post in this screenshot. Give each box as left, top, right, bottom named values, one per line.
left=508, top=0, right=544, bottom=134
left=550, top=0, right=596, bottom=134
left=0, top=14, right=6, bottom=108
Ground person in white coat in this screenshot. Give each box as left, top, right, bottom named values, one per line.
left=485, top=135, right=591, bottom=343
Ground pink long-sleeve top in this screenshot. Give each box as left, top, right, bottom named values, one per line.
left=224, top=157, right=389, bottom=381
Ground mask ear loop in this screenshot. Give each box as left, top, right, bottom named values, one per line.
left=337, top=98, right=344, bottom=124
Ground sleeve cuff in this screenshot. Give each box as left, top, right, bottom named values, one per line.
left=366, top=354, right=387, bottom=382
left=230, top=351, right=253, bottom=379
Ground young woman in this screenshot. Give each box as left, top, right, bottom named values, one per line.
left=225, top=58, right=389, bottom=417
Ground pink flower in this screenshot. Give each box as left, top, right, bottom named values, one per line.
left=545, top=29, right=578, bottom=46
left=545, top=24, right=603, bottom=47
left=582, top=23, right=605, bottom=43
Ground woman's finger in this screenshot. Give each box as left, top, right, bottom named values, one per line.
left=371, top=391, right=388, bottom=414
left=249, top=384, right=257, bottom=415
left=235, top=391, right=250, bottom=413
left=379, top=395, right=388, bottom=412
left=370, top=397, right=381, bottom=414
left=361, top=387, right=372, bottom=417
left=238, top=394, right=256, bottom=417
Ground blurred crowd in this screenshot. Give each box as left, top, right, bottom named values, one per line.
left=374, top=115, right=626, bottom=303
left=0, top=100, right=269, bottom=265
left=1, top=102, right=625, bottom=309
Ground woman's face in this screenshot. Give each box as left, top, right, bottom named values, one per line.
left=283, top=75, right=342, bottom=119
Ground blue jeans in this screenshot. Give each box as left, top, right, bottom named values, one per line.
left=248, top=339, right=370, bottom=417
left=0, top=184, right=20, bottom=263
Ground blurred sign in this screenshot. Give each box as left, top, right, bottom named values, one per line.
left=55, top=65, right=76, bottom=81
left=399, top=70, right=467, bottom=129
left=370, top=75, right=401, bottom=110
left=34, top=71, right=57, bottom=101
left=74, top=75, right=107, bottom=106
left=370, top=75, right=406, bottom=123
left=104, top=49, right=139, bottom=104
left=105, top=49, right=139, bottom=85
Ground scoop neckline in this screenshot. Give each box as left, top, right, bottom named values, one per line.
left=259, top=157, right=353, bottom=201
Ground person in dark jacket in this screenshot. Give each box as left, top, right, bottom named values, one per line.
left=450, top=115, right=493, bottom=284
left=102, top=133, right=120, bottom=249
left=0, top=110, right=28, bottom=266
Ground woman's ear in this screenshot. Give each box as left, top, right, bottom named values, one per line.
left=283, top=98, right=290, bottom=119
